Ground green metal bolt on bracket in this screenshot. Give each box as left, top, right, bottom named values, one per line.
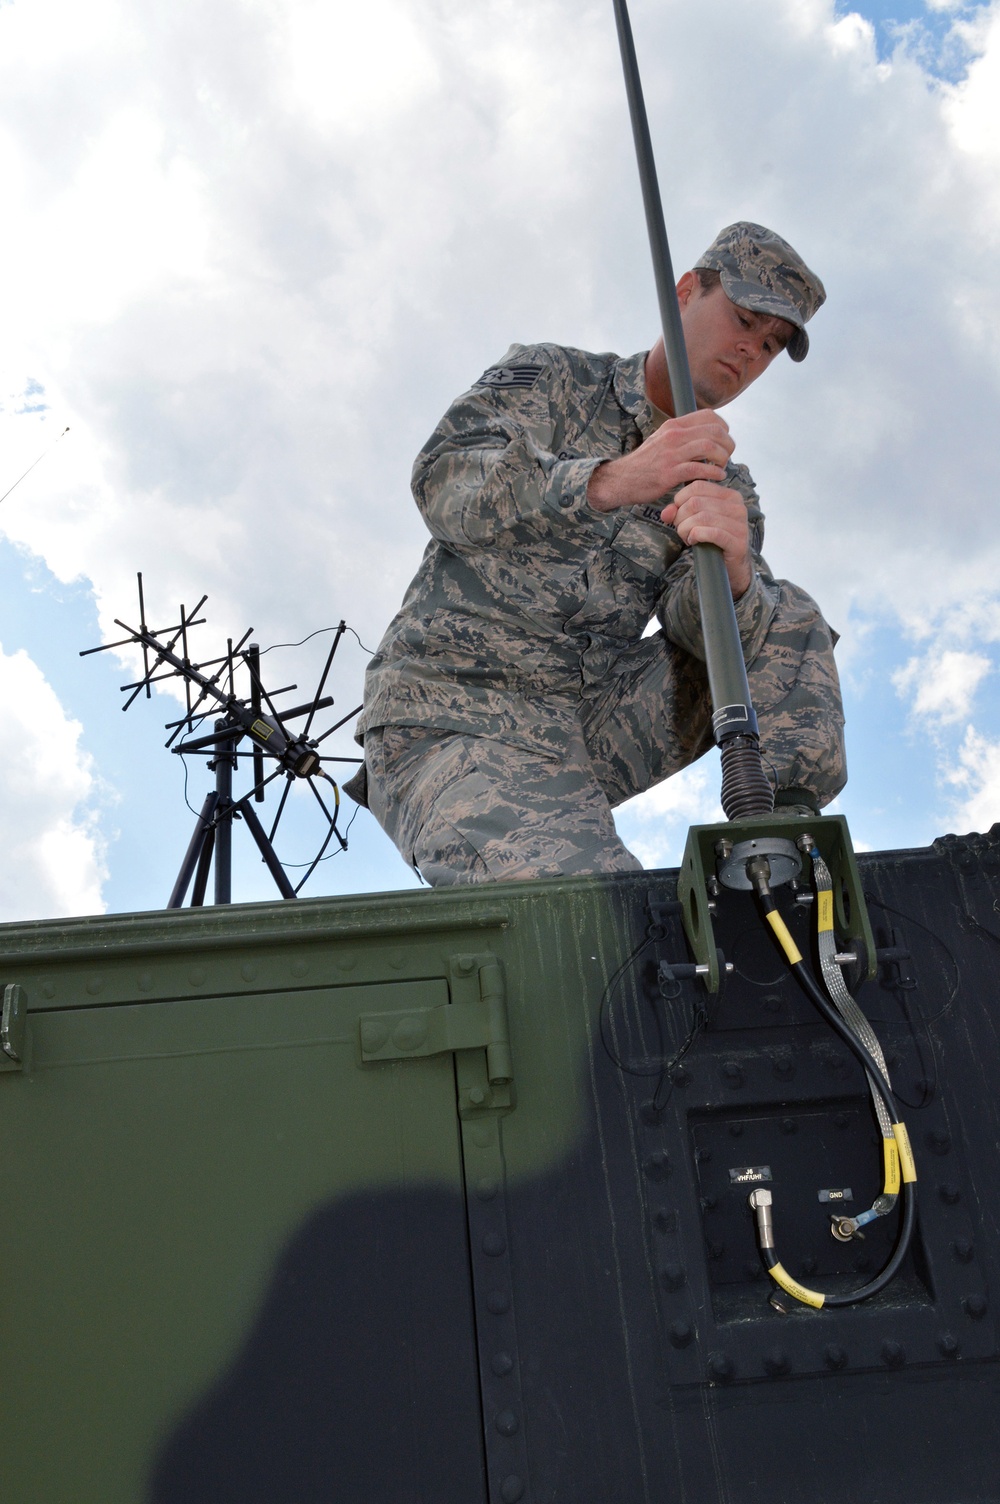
left=677, top=813, right=876, bottom=994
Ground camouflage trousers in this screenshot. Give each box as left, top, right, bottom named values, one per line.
left=364, top=581, right=845, bottom=885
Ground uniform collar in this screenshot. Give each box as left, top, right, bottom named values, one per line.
left=612, top=349, right=669, bottom=439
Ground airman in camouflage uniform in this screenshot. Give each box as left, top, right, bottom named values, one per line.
left=355, top=223, right=846, bottom=884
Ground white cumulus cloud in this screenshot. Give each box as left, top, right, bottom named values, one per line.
left=893, top=647, right=991, bottom=724
left=943, top=724, right=1000, bottom=833
left=0, top=645, right=106, bottom=919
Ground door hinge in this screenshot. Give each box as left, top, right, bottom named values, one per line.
left=359, top=953, right=513, bottom=1116
left=0, top=984, right=27, bottom=1072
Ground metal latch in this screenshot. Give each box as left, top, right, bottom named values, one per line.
left=359, top=954, right=513, bottom=1116
left=1, top=984, right=26, bottom=1071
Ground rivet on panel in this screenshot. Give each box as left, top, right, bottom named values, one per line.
left=881, top=1341, right=905, bottom=1368
left=654, top=1209, right=678, bottom=1234
left=138, top=971, right=153, bottom=992
left=927, top=1130, right=951, bottom=1155
left=660, top=1263, right=686, bottom=1292
left=729, top=1122, right=744, bottom=1138
left=291, top=959, right=309, bottom=978
left=781, top=1118, right=797, bottom=1135
left=938, top=1183, right=961, bottom=1205
left=669, top=1321, right=693, bottom=1348
left=482, top=1232, right=507, bottom=1258
left=189, top=966, right=206, bottom=986
left=241, top=962, right=257, bottom=982
left=471, top=1124, right=493, bottom=1149
left=722, top=1062, right=744, bottom=1088
left=824, top=1344, right=847, bottom=1371
left=500, top=1477, right=525, bottom=1503
left=388, top=951, right=406, bottom=970
left=764, top=1349, right=790, bottom=1376
left=391, top=1016, right=427, bottom=1051
left=491, top=1352, right=514, bottom=1376
left=707, top=1353, right=734, bottom=1383
left=360, top=1021, right=390, bottom=1053
left=938, top=1334, right=960, bottom=1358
left=86, top=977, right=103, bottom=996
left=952, top=1238, right=974, bottom=1264
left=486, top=1290, right=510, bottom=1315
left=336, top=955, right=358, bottom=972
left=644, top=1152, right=671, bottom=1182
left=42, top=982, right=56, bottom=999
left=495, top=1410, right=519, bottom=1437
left=476, top=1177, right=500, bottom=1202
left=800, top=1255, right=817, bottom=1276
left=964, top=1293, right=988, bottom=1320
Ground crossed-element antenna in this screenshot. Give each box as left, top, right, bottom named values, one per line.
left=81, top=574, right=364, bottom=907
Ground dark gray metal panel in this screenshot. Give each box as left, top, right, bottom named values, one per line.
left=488, top=833, right=1000, bottom=1502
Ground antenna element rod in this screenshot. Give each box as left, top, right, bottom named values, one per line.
left=611, top=0, right=772, bottom=817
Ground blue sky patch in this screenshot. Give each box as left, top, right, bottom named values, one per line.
left=840, top=0, right=984, bottom=79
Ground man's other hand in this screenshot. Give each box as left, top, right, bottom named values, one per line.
left=585, top=410, right=751, bottom=598
left=659, top=481, right=753, bottom=599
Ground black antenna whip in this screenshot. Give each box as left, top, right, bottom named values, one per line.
left=0, top=426, right=70, bottom=508
left=611, top=0, right=772, bottom=819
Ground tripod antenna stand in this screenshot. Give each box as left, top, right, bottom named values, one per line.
left=82, top=575, right=364, bottom=906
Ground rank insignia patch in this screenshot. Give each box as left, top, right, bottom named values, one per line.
left=475, top=363, right=545, bottom=390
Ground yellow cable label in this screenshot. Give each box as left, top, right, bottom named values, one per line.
left=771, top=1262, right=825, bottom=1309
left=883, top=1137, right=901, bottom=1197
left=766, top=909, right=803, bottom=965
left=893, top=1122, right=917, bottom=1183
left=817, top=890, right=834, bottom=933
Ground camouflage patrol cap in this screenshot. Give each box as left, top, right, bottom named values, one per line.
left=694, top=221, right=826, bottom=362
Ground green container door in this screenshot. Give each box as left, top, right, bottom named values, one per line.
left=2, top=970, right=488, bottom=1503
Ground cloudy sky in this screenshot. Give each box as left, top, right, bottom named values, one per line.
left=1, top=0, right=999, bottom=919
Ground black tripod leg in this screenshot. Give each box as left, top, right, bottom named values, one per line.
left=190, top=826, right=216, bottom=907
left=167, top=792, right=220, bottom=908
left=237, top=797, right=297, bottom=900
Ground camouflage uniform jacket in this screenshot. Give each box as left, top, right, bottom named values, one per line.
left=358, top=343, right=783, bottom=755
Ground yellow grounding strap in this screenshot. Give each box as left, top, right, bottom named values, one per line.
left=765, top=908, right=803, bottom=966
left=883, top=1137, right=902, bottom=1197
left=769, top=1263, right=826, bottom=1310
left=893, top=1122, right=917, bottom=1183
